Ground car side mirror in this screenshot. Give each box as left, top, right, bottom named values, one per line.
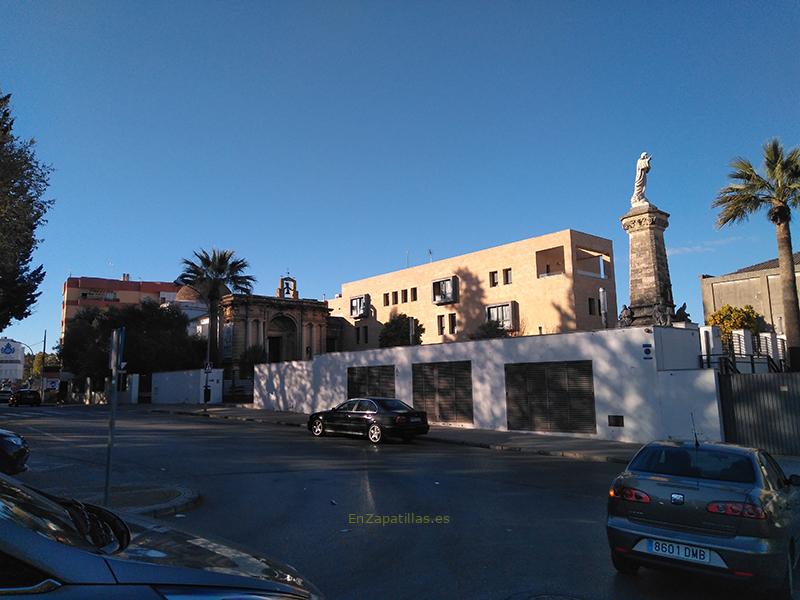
left=789, top=474, right=800, bottom=487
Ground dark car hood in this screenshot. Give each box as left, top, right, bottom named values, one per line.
left=105, top=515, right=321, bottom=598
left=0, top=429, right=22, bottom=438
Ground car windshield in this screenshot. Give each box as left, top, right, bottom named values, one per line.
left=374, top=398, right=413, bottom=412
left=0, top=475, right=92, bottom=549
left=629, top=446, right=756, bottom=484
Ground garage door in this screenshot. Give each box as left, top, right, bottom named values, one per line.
left=412, top=361, right=473, bottom=424
left=505, top=361, right=596, bottom=434
left=347, top=365, right=396, bottom=399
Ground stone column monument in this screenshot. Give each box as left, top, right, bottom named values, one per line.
left=619, top=152, right=675, bottom=326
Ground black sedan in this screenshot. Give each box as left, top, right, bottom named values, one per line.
left=9, top=388, right=42, bottom=406
left=308, top=397, right=429, bottom=444
left=0, top=473, right=323, bottom=598
left=0, top=428, right=29, bottom=474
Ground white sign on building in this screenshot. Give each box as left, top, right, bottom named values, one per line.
left=0, top=339, right=24, bottom=382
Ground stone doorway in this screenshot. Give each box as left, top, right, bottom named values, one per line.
left=267, top=315, right=297, bottom=362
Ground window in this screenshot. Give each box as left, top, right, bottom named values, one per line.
left=503, top=268, right=512, bottom=285
left=432, top=277, right=457, bottom=304
left=536, top=246, right=565, bottom=278
left=411, top=287, right=418, bottom=302
left=489, top=271, right=499, bottom=287
left=402, top=289, right=408, bottom=303
left=350, top=296, right=366, bottom=317
left=437, top=315, right=445, bottom=335
left=588, top=298, right=596, bottom=315
left=629, top=446, right=755, bottom=484
left=363, top=326, right=368, bottom=344
left=355, top=327, right=361, bottom=344
left=356, top=399, right=377, bottom=413
left=487, top=303, right=514, bottom=330
left=383, top=293, right=390, bottom=306
left=392, top=291, right=398, bottom=305
left=448, top=313, right=457, bottom=334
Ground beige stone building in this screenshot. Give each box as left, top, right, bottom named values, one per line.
left=219, top=277, right=331, bottom=369
left=700, top=253, right=800, bottom=334
left=328, top=229, right=617, bottom=349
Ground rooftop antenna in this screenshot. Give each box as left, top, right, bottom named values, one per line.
left=428, top=249, right=433, bottom=263
left=690, top=412, right=700, bottom=448
left=406, top=250, right=409, bottom=268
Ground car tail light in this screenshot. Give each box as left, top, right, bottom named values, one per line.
left=621, top=488, right=651, bottom=504
left=707, top=501, right=766, bottom=519
left=395, top=416, right=407, bottom=424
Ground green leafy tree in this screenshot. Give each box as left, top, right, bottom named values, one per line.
left=31, top=352, right=60, bottom=378
left=378, top=313, right=424, bottom=347
left=713, top=139, right=800, bottom=369
left=61, top=303, right=205, bottom=382
left=706, top=304, right=762, bottom=346
left=0, top=90, right=53, bottom=332
left=469, top=320, right=509, bottom=340
left=177, top=249, right=255, bottom=365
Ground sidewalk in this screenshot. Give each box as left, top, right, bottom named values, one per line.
left=148, top=404, right=639, bottom=464
left=147, top=404, right=800, bottom=474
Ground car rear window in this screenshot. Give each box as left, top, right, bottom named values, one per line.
left=629, top=446, right=756, bottom=483
left=374, top=398, right=412, bottom=412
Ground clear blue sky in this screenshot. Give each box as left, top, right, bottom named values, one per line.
left=2, top=0, right=799, bottom=352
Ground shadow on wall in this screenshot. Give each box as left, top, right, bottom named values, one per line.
left=453, top=267, right=486, bottom=341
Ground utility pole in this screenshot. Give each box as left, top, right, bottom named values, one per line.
left=103, top=327, right=125, bottom=506
left=39, top=330, right=46, bottom=399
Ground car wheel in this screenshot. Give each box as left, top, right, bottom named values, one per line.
left=311, top=419, right=325, bottom=437
left=367, top=424, right=383, bottom=444
left=611, top=551, right=639, bottom=575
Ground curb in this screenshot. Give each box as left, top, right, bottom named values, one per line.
left=108, top=485, right=202, bottom=518
left=422, top=435, right=632, bottom=464
left=149, top=408, right=632, bottom=465
left=135, top=485, right=202, bottom=518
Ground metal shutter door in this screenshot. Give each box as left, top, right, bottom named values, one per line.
left=347, top=367, right=367, bottom=399
left=452, top=361, right=473, bottom=423
left=565, top=361, right=597, bottom=433
left=505, top=364, right=529, bottom=430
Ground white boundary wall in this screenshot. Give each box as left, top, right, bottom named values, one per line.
left=152, top=369, right=224, bottom=404
left=255, top=327, right=722, bottom=444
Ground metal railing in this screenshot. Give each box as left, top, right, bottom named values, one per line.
left=698, top=353, right=786, bottom=374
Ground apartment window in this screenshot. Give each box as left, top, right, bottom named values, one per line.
left=350, top=296, right=367, bottom=318
left=487, top=303, right=515, bottom=330
left=383, top=293, right=390, bottom=307
left=538, top=326, right=543, bottom=335
left=355, top=327, right=361, bottom=344
left=489, top=271, right=499, bottom=287
left=448, top=313, right=457, bottom=335
left=411, top=287, right=418, bottom=302
left=432, top=277, right=458, bottom=304
left=503, top=268, right=512, bottom=285
left=363, top=326, right=369, bottom=344
left=437, top=315, right=445, bottom=336
left=588, top=298, right=596, bottom=315
left=392, top=291, right=399, bottom=305
left=402, top=289, right=408, bottom=303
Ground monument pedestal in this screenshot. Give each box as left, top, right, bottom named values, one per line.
left=621, top=202, right=674, bottom=326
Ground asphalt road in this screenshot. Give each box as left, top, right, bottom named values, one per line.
left=0, top=404, right=786, bottom=600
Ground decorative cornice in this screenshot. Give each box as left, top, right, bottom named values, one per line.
left=621, top=212, right=669, bottom=232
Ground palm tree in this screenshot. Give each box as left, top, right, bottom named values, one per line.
left=713, top=138, right=800, bottom=369
left=177, top=249, right=255, bottom=365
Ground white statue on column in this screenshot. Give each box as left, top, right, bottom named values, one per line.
left=631, top=152, right=652, bottom=205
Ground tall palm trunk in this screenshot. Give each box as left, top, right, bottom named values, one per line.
left=775, top=220, right=800, bottom=370
left=208, top=298, right=219, bottom=365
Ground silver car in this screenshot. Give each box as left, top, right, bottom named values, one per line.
left=0, top=473, right=323, bottom=598
left=607, top=441, right=799, bottom=599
